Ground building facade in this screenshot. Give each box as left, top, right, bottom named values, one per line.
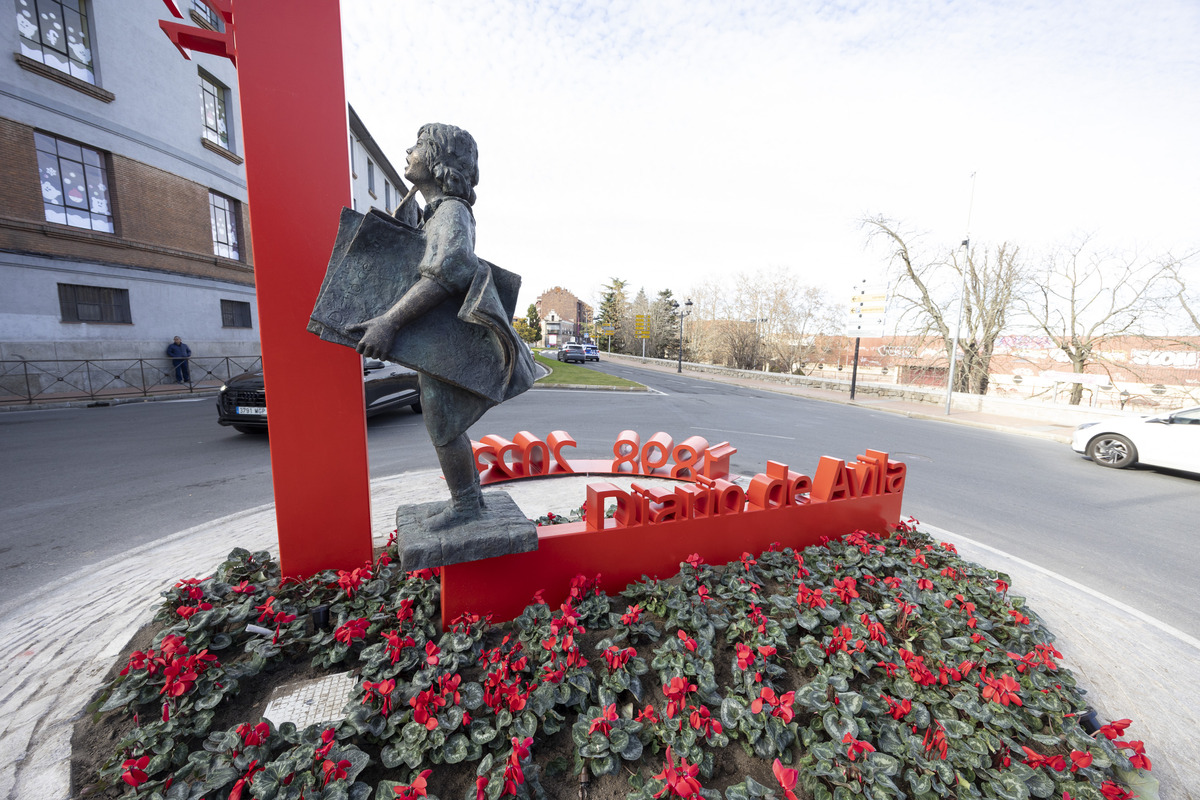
left=534, top=286, right=592, bottom=347
left=348, top=105, right=417, bottom=227
left=1, top=4, right=412, bottom=399
left=2, top=0, right=256, bottom=372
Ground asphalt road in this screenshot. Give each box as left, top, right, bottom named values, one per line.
left=2, top=361, right=1196, bottom=638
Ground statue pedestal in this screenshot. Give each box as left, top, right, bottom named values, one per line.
left=394, top=492, right=538, bottom=571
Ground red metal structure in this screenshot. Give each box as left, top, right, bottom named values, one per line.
left=445, top=434, right=906, bottom=625
left=160, top=1, right=374, bottom=577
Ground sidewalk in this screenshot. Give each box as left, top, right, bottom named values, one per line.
left=3, top=372, right=1194, bottom=798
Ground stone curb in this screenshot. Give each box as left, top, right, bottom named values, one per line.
left=0, top=389, right=220, bottom=413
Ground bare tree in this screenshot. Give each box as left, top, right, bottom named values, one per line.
left=764, top=285, right=841, bottom=374
left=1165, top=254, right=1200, bottom=334
left=863, top=216, right=1024, bottom=395
left=1021, top=236, right=1174, bottom=404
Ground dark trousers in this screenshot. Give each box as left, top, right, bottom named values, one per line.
left=172, top=359, right=190, bottom=383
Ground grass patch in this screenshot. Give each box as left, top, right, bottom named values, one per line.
left=533, top=351, right=644, bottom=389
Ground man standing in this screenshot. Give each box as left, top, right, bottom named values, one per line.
left=167, top=336, right=191, bottom=383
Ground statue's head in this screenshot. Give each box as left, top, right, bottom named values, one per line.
left=412, top=123, right=479, bottom=206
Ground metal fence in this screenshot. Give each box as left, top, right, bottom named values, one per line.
left=0, top=355, right=263, bottom=404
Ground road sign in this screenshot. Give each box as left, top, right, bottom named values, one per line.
left=633, top=314, right=649, bottom=339
left=846, top=279, right=887, bottom=338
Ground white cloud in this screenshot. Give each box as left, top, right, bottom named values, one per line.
left=341, top=0, right=1200, bottom=308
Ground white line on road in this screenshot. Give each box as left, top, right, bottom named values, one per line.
left=690, top=426, right=795, bottom=440
left=921, top=522, right=1200, bottom=652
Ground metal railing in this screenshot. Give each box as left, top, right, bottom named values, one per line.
left=0, top=355, right=263, bottom=405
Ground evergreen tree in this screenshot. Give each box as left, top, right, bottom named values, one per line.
left=596, top=277, right=630, bottom=353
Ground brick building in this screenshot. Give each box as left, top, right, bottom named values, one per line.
left=1, top=2, right=410, bottom=397
left=534, top=286, right=592, bottom=347
left=2, top=1, right=254, bottom=367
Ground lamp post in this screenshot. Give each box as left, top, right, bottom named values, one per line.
left=670, top=298, right=693, bottom=373
left=945, top=171, right=977, bottom=416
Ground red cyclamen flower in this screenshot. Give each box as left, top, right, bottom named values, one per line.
left=771, top=758, right=799, bottom=800
left=392, top=768, right=432, bottom=799
left=121, top=756, right=150, bottom=788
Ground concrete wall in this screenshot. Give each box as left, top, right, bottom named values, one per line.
left=605, top=352, right=1173, bottom=427
left=0, top=253, right=260, bottom=362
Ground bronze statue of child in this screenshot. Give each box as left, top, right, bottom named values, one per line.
left=349, top=124, right=534, bottom=530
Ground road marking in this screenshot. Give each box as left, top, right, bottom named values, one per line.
left=921, top=522, right=1200, bottom=652
left=690, top=426, right=795, bottom=440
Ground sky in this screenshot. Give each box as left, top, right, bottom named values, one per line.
left=339, top=0, right=1200, bottom=313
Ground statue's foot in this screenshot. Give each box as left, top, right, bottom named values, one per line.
left=424, top=501, right=484, bottom=532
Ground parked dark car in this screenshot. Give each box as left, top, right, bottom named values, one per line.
left=216, top=359, right=421, bottom=433
left=556, top=343, right=586, bottom=363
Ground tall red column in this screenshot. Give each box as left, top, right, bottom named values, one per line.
left=231, top=1, right=373, bottom=575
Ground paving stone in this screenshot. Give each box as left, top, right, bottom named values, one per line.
left=262, top=671, right=358, bottom=730
left=0, top=682, right=39, bottom=738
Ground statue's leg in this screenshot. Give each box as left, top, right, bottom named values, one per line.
left=425, top=433, right=485, bottom=531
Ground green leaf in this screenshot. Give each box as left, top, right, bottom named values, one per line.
left=401, top=721, right=427, bottom=744
left=202, top=764, right=238, bottom=793
left=987, top=773, right=1031, bottom=800
left=618, top=735, right=643, bottom=762
left=906, top=768, right=932, bottom=795
left=720, top=696, right=747, bottom=728
left=379, top=741, right=407, bottom=769
left=1025, top=768, right=1055, bottom=799
left=514, top=711, right=537, bottom=739
left=822, top=710, right=855, bottom=741
left=580, top=742, right=609, bottom=759
left=443, top=733, right=470, bottom=764
left=941, top=718, right=973, bottom=738
left=869, top=752, right=901, bottom=776
left=589, top=754, right=617, bottom=777
left=460, top=682, right=484, bottom=709
left=726, top=782, right=750, bottom=800
left=836, top=692, right=863, bottom=715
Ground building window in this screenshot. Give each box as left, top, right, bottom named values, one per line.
left=58, top=283, right=131, bottom=324
left=220, top=299, right=252, bottom=328
left=36, top=131, right=113, bottom=232
left=191, top=0, right=220, bottom=29
left=15, top=0, right=95, bottom=84
left=349, top=135, right=357, bottom=175
left=367, top=159, right=375, bottom=195
left=200, top=71, right=230, bottom=149
left=384, top=181, right=391, bottom=212
left=208, top=191, right=239, bottom=259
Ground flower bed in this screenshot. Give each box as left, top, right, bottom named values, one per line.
left=77, top=520, right=1152, bottom=800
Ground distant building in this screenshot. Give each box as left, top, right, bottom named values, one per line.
left=535, top=286, right=592, bottom=347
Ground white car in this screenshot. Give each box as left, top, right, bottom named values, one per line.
left=1070, top=406, right=1200, bottom=472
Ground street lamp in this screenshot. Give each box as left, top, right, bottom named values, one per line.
left=670, top=298, right=693, bottom=373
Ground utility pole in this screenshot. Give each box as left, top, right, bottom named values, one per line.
left=945, top=172, right=977, bottom=415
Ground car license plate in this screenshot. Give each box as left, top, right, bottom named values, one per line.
left=235, top=406, right=267, bottom=415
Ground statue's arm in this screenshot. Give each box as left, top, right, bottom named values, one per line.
left=346, top=211, right=470, bottom=361
left=346, top=278, right=450, bottom=360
